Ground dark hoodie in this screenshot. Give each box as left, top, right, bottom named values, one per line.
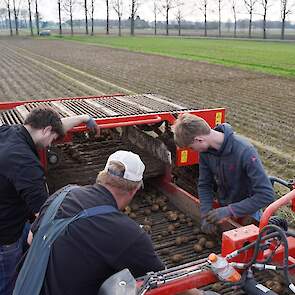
left=198, top=123, right=274, bottom=218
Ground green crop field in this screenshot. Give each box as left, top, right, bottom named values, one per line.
left=50, top=35, right=295, bottom=77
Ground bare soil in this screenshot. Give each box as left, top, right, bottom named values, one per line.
left=0, top=37, right=294, bottom=180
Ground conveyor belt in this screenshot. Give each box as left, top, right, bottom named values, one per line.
left=0, top=94, right=191, bottom=125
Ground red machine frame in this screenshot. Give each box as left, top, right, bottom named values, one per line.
left=1, top=95, right=294, bottom=294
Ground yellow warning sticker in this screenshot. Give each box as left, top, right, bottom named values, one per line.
left=181, top=150, right=188, bottom=163
left=215, top=112, right=222, bottom=125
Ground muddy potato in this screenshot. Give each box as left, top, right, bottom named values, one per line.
left=175, top=236, right=183, bottom=246
left=179, top=213, right=186, bottom=220
left=181, top=236, right=189, bottom=243
left=162, top=231, right=169, bottom=237
left=198, top=237, right=207, bottom=247
left=156, top=234, right=163, bottom=240
left=192, top=228, right=201, bottom=235
left=187, top=221, right=193, bottom=227
left=131, top=203, right=139, bottom=211
left=143, top=225, right=152, bottom=234
left=193, top=243, right=203, bottom=253
left=186, top=217, right=192, bottom=223
left=168, top=224, right=176, bottom=234
left=143, top=218, right=152, bottom=226
left=161, top=205, right=168, bottom=212
left=160, top=248, right=170, bottom=256
left=179, top=218, right=187, bottom=224
left=166, top=211, right=179, bottom=221
left=144, top=208, right=152, bottom=216
left=129, top=212, right=137, bottom=219
left=174, top=222, right=181, bottom=228
left=124, top=206, right=132, bottom=214
left=151, top=204, right=160, bottom=212
left=171, top=254, right=184, bottom=263
left=205, top=240, right=215, bottom=249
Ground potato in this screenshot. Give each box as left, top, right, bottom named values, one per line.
left=171, top=254, right=184, bottom=263
left=193, top=244, right=203, bottom=253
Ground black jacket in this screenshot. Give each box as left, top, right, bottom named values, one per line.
left=0, top=125, right=48, bottom=244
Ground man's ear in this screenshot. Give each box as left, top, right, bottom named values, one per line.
left=43, top=126, right=52, bottom=135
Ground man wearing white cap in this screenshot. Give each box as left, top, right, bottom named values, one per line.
left=16, top=150, right=164, bottom=295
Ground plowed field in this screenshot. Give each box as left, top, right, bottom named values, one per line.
left=0, top=37, right=294, bottom=180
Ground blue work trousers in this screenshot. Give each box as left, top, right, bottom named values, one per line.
left=0, top=224, right=30, bottom=295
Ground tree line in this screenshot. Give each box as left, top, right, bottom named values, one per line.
left=0, top=0, right=294, bottom=40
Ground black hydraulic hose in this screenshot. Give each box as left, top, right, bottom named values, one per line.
left=245, top=225, right=292, bottom=289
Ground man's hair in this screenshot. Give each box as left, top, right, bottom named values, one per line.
left=172, top=113, right=211, bottom=147
left=96, top=161, right=142, bottom=192
left=24, top=107, right=64, bottom=137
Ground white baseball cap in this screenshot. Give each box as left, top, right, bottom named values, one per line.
left=105, top=150, right=145, bottom=182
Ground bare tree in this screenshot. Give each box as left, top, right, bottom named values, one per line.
left=174, top=1, right=184, bottom=36
left=198, top=0, right=208, bottom=37
left=20, top=8, right=28, bottom=28
left=217, top=0, right=223, bottom=37
left=130, top=0, right=139, bottom=35
left=3, top=0, right=13, bottom=35
left=12, top=0, right=20, bottom=35
left=106, top=0, right=109, bottom=34
left=161, top=0, right=175, bottom=35
left=244, top=0, right=258, bottom=38
left=58, top=0, right=62, bottom=36
left=152, top=0, right=158, bottom=35
left=63, top=0, right=75, bottom=35
left=232, top=0, right=237, bottom=37
left=90, top=0, right=94, bottom=35
left=84, top=0, right=88, bottom=34
left=280, top=0, right=292, bottom=40
left=113, top=0, right=123, bottom=36
left=261, top=0, right=270, bottom=39
left=35, top=0, right=39, bottom=35
left=27, top=0, right=33, bottom=35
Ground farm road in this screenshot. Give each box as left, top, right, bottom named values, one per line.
left=0, top=38, right=294, bottom=179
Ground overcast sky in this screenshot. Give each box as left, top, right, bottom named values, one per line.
left=6, top=0, right=292, bottom=23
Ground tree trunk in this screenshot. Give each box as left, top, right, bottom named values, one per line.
left=248, top=8, right=252, bottom=38
left=204, top=4, right=207, bottom=37
left=7, top=2, right=13, bottom=36
left=218, top=0, right=221, bottom=37
left=13, top=0, right=18, bottom=35
left=91, top=0, right=94, bottom=35
left=281, top=15, right=286, bottom=40
left=166, top=7, right=169, bottom=35
left=234, top=18, right=237, bottom=38
left=118, top=15, right=121, bottom=36
left=70, top=0, right=73, bottom=35
left=58, top=0, right=62, bottom=36
left=130, top=0, right=135, bottom=36
left=178, top=21, right=181, bottom=36
left=35, top=0, right=40, bottom=35
left=84, top=0, right=88, bottom=34
left=106, top=0, right=109, bottom=34
left=28, top=0, right=33, bottom=36
left=263, top=6, right=267, bottom=39
left=154, top=14, right=157, bottom=35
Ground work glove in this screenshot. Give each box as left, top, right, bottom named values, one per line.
left=201, top=220, right=218, bottom=235
left=206, top=206, right=232, bottom=224
left=86, top=116, right=100, bottom=136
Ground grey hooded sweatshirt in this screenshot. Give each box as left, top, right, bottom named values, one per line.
left=198, top=123, right=274, bottom=218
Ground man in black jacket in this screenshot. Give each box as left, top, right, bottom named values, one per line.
left=26, top=150, right=165, bottom=295
left=0, top=107, right=99, bottom=295
left=172, top=113, right=274, bottom=234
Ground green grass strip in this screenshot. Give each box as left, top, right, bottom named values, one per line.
left=47, top=35, right=295, bottom=77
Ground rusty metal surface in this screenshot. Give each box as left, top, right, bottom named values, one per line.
left=47, top=135, right=166, bottom=193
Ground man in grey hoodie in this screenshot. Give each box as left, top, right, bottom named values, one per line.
left=172, top=113, right=274, bottom=234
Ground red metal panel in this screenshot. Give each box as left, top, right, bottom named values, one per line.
left=144, top=271, right=217, bottom=295
left=222, top=224, right=263, bottom=263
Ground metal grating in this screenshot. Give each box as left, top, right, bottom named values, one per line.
left=0, top=94, right=192, bottom=125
